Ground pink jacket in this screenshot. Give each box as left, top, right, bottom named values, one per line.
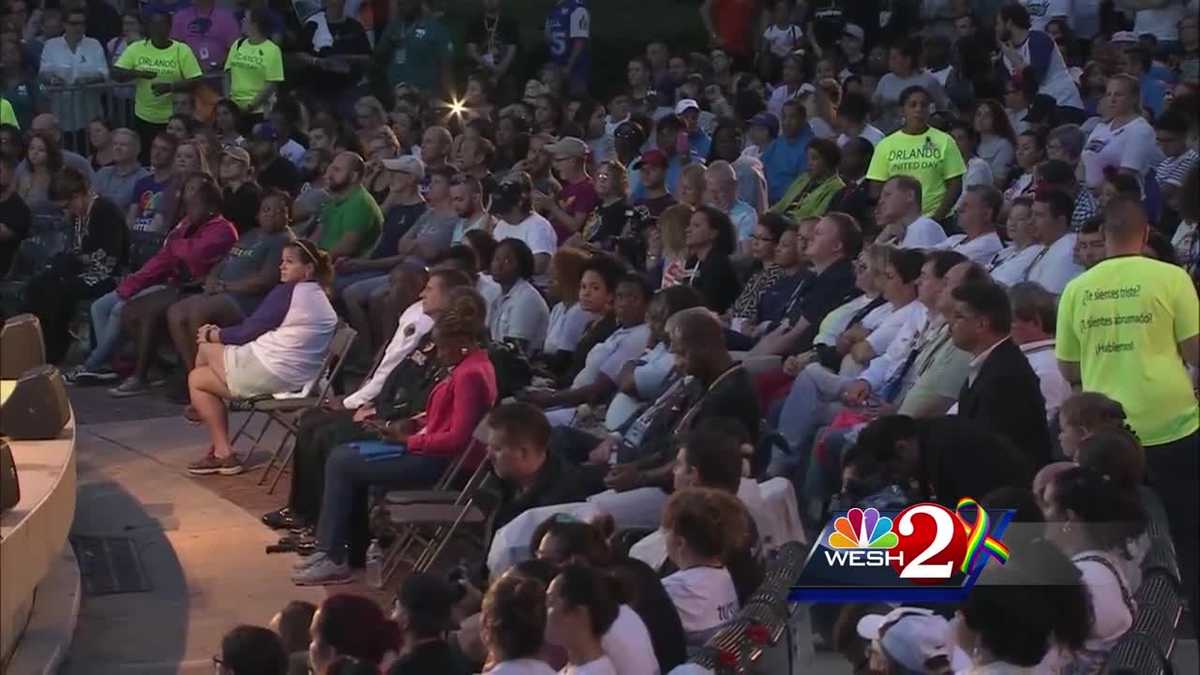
left=117, top=214, right=238, bottom=299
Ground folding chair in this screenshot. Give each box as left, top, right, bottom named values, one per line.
left=227, top=323, right=356, bottom=492
left=377, top=446, right=497, bottom=583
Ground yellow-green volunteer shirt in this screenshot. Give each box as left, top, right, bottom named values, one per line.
left=866, top=127, right=966, bottom=216
left=115, top=39, right=203, bottom=124
left=0, top=97, right=17, bottom=128
left=1057, top=256, right=1200, bottom=446
left=224, top=37, right=284, bottom=114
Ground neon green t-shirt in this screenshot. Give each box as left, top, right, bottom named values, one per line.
left=866, top=127, right=967, bottom=216
left=224, top=37, right=284, bottom=113
left=0, top=97, right=17, bottom=128
left=1057, top=256, right=1200, bottom=446
left=115, top=39, right=203, bottom=124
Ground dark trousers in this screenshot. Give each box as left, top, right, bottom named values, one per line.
left=134, top=118, right=167, bottom=164
left=120, top=285, right=182, bottom=380
left=316, top=445, right=450, bottom=563
left=1144, top=431, right=1199, bottom=615
left=22, top=262, right=115, bottom=363
left=287, top=408, right=376, bottom=523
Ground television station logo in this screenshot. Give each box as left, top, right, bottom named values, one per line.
left=791, top=498, right=1012, bottom=603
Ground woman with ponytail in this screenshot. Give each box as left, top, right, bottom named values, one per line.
left=186, top=238, right=338, bottom=476
left=954, top=538, right=1091, bottom=674
left=293, top=287, right=498, bottom=586
left=308, top=594, right=401, bottom=673
left=1042, top=466, right=1147, bottom=674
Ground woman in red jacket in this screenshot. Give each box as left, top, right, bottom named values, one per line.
left=292, top=286, right=499, bottom=586
left=109, top=174, right=238, bottom=397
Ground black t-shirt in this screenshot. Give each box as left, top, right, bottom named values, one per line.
left=222, top=181, right=262, bottom=233
left=464, top=11, right=520, bottom=68
left=258, top=156, right=301, bottom=196
left=0, top=190, right=32, bottom=276
left=637, top=192, right=677, bottom=219
left=779, top=257, right=860, bottom=354
left=376, top=201, right=428, bottom=258
left=301, top=14, right=372, bottom=89
left=387, top=639, right=473, bottom=675
left=806, top=0, right=845, bottom=48
left=685, top=251, right=741, bottom=314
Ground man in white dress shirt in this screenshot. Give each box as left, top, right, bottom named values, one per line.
left=37, top=7, right=108, bottom=140
left=1008, top=281, right=1070, bottom=421
left=875, top=176, right=948, bottom=249
left=1024, top=189, right=1083, bottom=294
left=936, top=185, right=1004, bottom=264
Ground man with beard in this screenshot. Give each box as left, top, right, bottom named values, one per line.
left=313, top=151, right=382, bottom=261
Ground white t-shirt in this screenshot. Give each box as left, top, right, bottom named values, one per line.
left=560, top=656, right=618, bottom=675
left=836, top=125, right=886, bottom=148
left=1021, top=0, right=1072, bottom=30
left=604, top=341, right=675, bottom=431
left=662, top=566, right=739, bottom=640
left=1024, top=233, right=1083, bottom=294
left=494, top=212, right=559, bottom=257
left=478, top=274, right=503, bottom=313
left=763, top=23, right=803, bottom=58
left=936, top=231, right=1004, bottom=265
left=1074, top=550, right=1134, bottom=655
left=544, top=302, right=599, bottom=354
left=488, top=658, right=558, bottom=675
left=343, top=301, right=433, bottom=409
left=1082, top=116, right=1165, bottom=190
left=600, top=605, right=661, bottom=675
left=896, top=216, right=948, bottom=249
left=989, top=243, right=1045, bottom=286
left=1004, top=31, right=1083, bottom=110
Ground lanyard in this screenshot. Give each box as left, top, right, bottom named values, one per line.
left=676, top=364, right=744, bottom=433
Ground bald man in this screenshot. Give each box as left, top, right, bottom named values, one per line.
left=313, top=151, right=383, bottom=260
left=21, top=113, right=94, bottom=180
left=705, top=160, right=758, bottom=252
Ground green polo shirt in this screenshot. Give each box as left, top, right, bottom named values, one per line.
left=318, top=185, right=382, bottom=257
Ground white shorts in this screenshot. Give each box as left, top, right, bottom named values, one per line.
left=223, top=345, right=293, bottom=399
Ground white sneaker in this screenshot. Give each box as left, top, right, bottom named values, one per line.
left=292, top=551, right=326, bottom=572
left=291, top=555, right=352, bottom=586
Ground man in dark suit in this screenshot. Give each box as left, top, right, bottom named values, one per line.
left=948, top=279, right=1052, bottom=469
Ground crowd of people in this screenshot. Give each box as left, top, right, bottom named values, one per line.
left=2, top=0, right=1199, bottom=673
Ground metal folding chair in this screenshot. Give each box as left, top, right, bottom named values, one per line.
left=377, top=448, right=497, bottom=582
left=227, top=324, right=356, bottom=492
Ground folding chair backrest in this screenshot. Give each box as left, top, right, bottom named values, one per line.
left=273, top=323, right=357, bottom=400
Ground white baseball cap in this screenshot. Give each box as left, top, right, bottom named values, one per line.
left=674, top=98, right=700, bottom=115
left=857, top=608, right=957, bottom=673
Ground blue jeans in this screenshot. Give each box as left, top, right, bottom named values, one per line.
left=770, top=364, right=850, bottom=477
left=315, top=442, right=450, bottom=563
left=85, top=285, right=163, bottom=370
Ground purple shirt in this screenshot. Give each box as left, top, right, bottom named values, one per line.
left=171, top=4, right=240, bottom=68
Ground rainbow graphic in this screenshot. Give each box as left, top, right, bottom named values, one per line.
left=827, top=507, right=899, bottom=549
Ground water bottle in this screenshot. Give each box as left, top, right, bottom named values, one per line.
left=365, top=539, right=383, bottom=589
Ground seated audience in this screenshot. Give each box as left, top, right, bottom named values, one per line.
left=109, top=174, right=240, bottom=396
left=480, top=574, right=555, bottom=675
left=1006, top=282, right=1070, bottom=422
left=166, top=188, right=295, bottom=374
left=186, top=240, right=337, bottom=475
left=216, top=625, right=289, bottom=675
left=542, top=247, right=596, bottom=359
left=728, top=212, right=792, bottom=328
left=293, top=288, right=497, bottom=584
left=545, top=565, right=621, bottom=675
left=771, top=138, right=845, bottom=221
left=660, top=488, right=747, bottom=648
left=872, top=175, right=947, bottom=249
left=270, top=600, right=317, bottom=675
left=682, top=205, right=741, bottom=314
left=935, top=185, right=1003, bottom=264
left=385, top=574, right=473, bottom=675
left=536, top=253, right=624, bottom=382
left=1024, top=189, right=1082, bottom=294
left=308, top=595, right=402, bottom=673
left=1041, top=466, right=1147, bottom=673
left=1057, top=392, right=1132, bottom=461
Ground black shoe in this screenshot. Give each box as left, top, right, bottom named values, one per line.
left=165, top=372, right=189, bottom=404
left=262, top=508, right=301, bottom=530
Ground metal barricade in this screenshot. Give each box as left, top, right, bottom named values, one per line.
left=42, top=76, right=226, bottom=156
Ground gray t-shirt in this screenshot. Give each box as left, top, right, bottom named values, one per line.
left=216, top=226, right=296, bottom=313
left=93, top=163, right=149, bottom=212
left=400, top=209, right=458, bottom=264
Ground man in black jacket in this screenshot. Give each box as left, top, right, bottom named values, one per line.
left=948, top=279, right=1052, bottom=469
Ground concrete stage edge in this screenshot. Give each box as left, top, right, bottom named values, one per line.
left=1, top=379, right=78, bottom=673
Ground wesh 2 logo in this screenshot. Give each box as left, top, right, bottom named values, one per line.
left=792, top=499, right=1012, bottom=603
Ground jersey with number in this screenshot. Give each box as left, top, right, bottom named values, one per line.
left=544, top=0, right=590, bottom=81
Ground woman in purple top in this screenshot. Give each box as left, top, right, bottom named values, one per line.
left=187, top=239, right=339, bottom=476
